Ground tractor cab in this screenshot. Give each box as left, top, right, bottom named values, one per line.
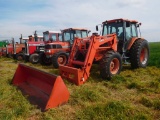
left=100, top=19, right=141, bottom=54
left=62, top=28, right=89, bottom=44
left=43, top=31, right=62, bottom=43
left=44, top=28, right=89, bottom=57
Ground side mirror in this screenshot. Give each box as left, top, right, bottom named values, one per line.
left=96, top=26, right=98, bottom=31
left=137, top=23, right=142, bottom=27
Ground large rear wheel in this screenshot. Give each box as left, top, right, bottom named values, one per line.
left=99, top=51, right=122, bottom=79
left=52, top=52, right=68, bottom=68
left=130, top=39, right=149, bottom=68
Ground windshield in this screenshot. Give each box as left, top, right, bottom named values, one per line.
left=59, top=34, right=62, bottom=41
left=103, top=22, right=123, bottom=38
left=75, top=30, right=88, bottom=38
left=51, top=34, right=57, bottom=41
left=63, top=31, right=74, bottom=42
left=43, top=33, right=49, bottom=41
left=63, top=30, right=88, bottom=42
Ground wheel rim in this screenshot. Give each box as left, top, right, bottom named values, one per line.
left=33, top=55, right=39, bottom=62
left=18, top=55, right=23, bottom=61
left=110, top=58, right=119, bottom=74
left=57, top=55, right=67, bottom=65
left=140, top=48, right=148, bottom=65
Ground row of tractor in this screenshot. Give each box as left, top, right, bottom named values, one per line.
left=1, top=18, right=150, bottom=111
left=0, top=28, right=90, bottom=68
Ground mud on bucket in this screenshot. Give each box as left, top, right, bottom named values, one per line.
left=12, top=63, right=70, bottom=111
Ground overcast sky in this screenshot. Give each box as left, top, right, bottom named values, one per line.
left=0, top=0, right=159, bottom=42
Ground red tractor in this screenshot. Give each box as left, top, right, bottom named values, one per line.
left=6, top=38, right=14, bottom=58
left=24, top=31, right=44, bottom=63
left=41, top=28, right=90, bottom=68
left=13, top=35, right=29, bottom=60
left=59, top=18, right=150, bottom=85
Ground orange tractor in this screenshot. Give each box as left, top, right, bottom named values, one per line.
left=42, top=28, right=90, bottom=68
left=59, top=18, right=149, bottom=85
left=12, top=18, right=149, bottom=110
left=39, top=31, right=62, bottom=65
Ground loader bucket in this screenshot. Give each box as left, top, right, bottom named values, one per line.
left=12, top=64, right=70, bottom=111
left=59, top=65, right=85, bottom=86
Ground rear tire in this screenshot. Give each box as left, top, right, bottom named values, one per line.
left=39, top=53, right=52, bottom=65
left=16, top=53, right=24, bottom=61
left=99, top=51, right=122, bottom=80
left=52, top=52, right=68, bottom=68
left=130, top=39, right=149, bottom=69
left=29, top=53, right=40, bottom=64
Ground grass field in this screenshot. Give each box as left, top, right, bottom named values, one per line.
left=0, top=42, right=160, bottom=120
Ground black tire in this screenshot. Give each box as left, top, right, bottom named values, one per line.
left=130, top=39, right=149, bottom=69
left=7, top=53, right=13, bottom=58
left=16, top=53, right=24, bottom=61
left=24, top=55, right=29, bottom=62
left=39, top=53, right=52, bottom=65
left=52, top=52, right=68, bottom=68
left=29, top=53, right=40, bottom=64
left=99, top=51, right=122, bottom=79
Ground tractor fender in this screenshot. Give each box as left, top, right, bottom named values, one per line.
left=127, top=37, right=144, bottom=50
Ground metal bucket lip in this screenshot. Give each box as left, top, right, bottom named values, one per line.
left=18, top=63, right=59, bottom=77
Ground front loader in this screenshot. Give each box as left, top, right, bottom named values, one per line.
left=59, top=18, right=150, bottom=85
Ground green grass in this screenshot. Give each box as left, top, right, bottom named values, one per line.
left=0, top=42, right=160, bottom=120
left=148, top=42, right=160, bottom=67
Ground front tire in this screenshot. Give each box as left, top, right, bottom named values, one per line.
left=39, top=53, right=52, bottom=65
left=99, top=51, right=122, bottom=79
left=16, top=53, right=24, bottom=61
left=130, top=39, right=149, bottom=69
left=52, top=52, right=68, bottom=68
left=29, top=53, right=40, bottom=64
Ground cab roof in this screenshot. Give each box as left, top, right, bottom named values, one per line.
left=103, top=18, right=138, bottom=24
left=43, top=31, right=61, bottom=34
left=62, top=28, right=89, bottom=31
left=28, top=35, right=43, bottom=38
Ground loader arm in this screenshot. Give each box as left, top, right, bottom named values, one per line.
left=59, top=34, right=117, bottom=85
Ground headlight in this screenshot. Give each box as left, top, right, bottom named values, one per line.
left=45, top=49, right=51, bottom=53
